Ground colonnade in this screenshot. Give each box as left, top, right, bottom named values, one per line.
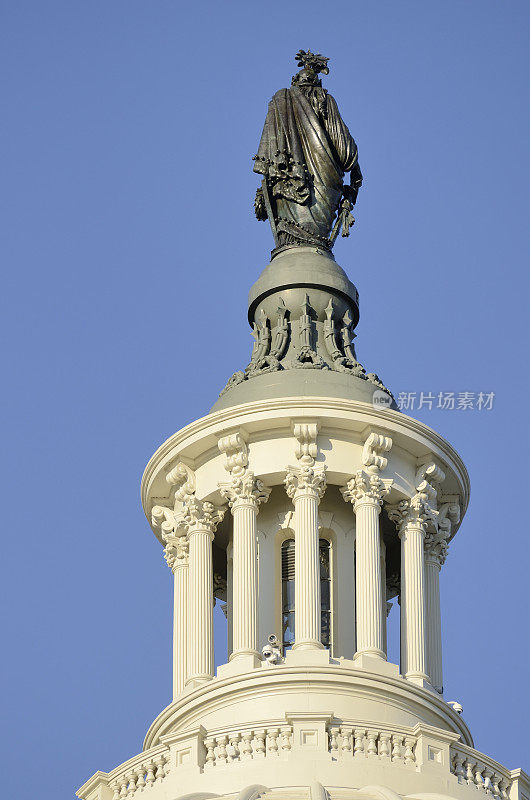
left=152, top=430, right=457, bottom=698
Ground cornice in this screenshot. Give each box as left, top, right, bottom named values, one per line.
left=76, top=771, right=109, bottom=798
left=141, top=397, right=470, bottom=519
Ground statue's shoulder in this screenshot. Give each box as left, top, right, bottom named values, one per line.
left=270, top=87, right=289, bottom=101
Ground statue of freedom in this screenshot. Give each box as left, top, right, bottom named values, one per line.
left=253, top=50, right=363, bottom=251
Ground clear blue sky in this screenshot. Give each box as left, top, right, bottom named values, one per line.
left=2, top=2, right=528, bottom=797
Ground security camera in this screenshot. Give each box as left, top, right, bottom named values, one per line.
left=262, top=634, right=282, bottom=665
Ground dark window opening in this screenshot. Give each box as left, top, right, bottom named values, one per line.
left=281, top=537, right=332, bottom=651
left=320, top=539, right=331, bottom=649
left=281, top=539, right=295, bottom=649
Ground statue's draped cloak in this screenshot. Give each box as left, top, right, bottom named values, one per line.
left=254, top=85, right=359, bottom=246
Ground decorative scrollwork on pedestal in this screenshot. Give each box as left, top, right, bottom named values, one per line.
left=290, top=296, right=329, bottom=370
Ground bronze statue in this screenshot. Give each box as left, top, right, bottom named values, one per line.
left=253, top=50, right=362, bottom=250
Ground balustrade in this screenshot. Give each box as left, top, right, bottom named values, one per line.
left=203, top=724, right=293, bottom=767
left=328, top=726, right=417, bottom=764
left=450, top=744, right=512, bottom=798
left=196, top=720, right=420, bottom=769
left=100, top=723, right=519, bottom=800
left=109, top=750, right=170, bottom=799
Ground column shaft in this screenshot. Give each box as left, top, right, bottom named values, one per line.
left=400, top=524, right=428, bottom=682
left=294, top=491, right=323, bottom=649
left=355, top=500, right=385, bottom=659
left=425, top=557, right=443, bottom=692
left=173, top=561, right=189, bottom=697
left=380, top=538, right=388, bottom=657
left=231, top=502, right=259, bottom=658
left=187, top=528, right=214, bottom=685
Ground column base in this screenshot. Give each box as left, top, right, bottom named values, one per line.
left=405, top=671, right=432, bottom=689
left=185, top=674, right=213, bottom=689
left=292, top=640, right=325, bottom=651
left=353, top=652, right=400, bottom=678
left=229, top=649, right=261, bottom=661
left=217, top=653, right=262, bottom=677
left=354, top=647, right=386, bottom=660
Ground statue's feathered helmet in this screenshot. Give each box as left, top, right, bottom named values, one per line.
left=292, top=49, right=329, bottom=86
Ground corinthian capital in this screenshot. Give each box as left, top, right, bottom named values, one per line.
left=219, top=471, right=271, bottom=510
left=284, top=465, right=326, bottom=500
left=423, top=500, right=459, bottom=566
left=341, top=469, right=392, bottom=508
left=183, top=497, right=225, bottom=533
left=424, top=531, right=449, bottom=567
left=387, top=492, right=437, bottom=536
left=164, top=534, right=189, bottom=571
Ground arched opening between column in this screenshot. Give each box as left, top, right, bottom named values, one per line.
left=281, top=538, right=295, bottom=650
left=213, top=542, right=228, bottom=669
left=382, top=512, right=401, bottom=668
left=280, top=536, right=334, bottom=652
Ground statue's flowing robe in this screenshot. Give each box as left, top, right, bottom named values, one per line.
left=253, top=85, right=360, bottom=246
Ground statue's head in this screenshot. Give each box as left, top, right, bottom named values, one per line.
left=292, top=49, right=329, bottom=87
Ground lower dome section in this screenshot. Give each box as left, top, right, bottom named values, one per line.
left=77, top=662, right=528, bottom=800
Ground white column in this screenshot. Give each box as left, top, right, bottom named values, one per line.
left=356, top=498, right=385, bottom=658
left=164, top=536, right=189, bottom=698
left=285, top=466, right=326, bottom=650
left=380, top=538, right=388, bottom=657
left=185, top=500, right=225, bottom=687
left=233, top=501, right=259, bottom=657
left=342, top=470, right=391, bottom=660
left=152, top=504, right=192, bottom=698
left=400, top=521, right=428, bottom=682
left=220, top=474, right=270, bottom=661
left=389, top=497, right=430, bottom=686
left=424, top=533, right=448, bottom=693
